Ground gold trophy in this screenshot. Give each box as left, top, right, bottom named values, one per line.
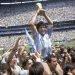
left=36, top=3, right=43, bottom=10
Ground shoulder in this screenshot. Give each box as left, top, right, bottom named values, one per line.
left=41, top=62, right=52, bottom=75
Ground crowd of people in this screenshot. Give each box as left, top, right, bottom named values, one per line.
left=0, top=5, right=75, bottom=75
left=0, top=37, right=75, bottom=75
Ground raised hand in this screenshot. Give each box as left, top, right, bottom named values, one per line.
left=37, top=9, right=46, bottom=16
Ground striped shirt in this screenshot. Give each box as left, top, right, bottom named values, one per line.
left=34, top=25, right=52, bottom=57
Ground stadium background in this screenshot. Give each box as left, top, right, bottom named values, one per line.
left=0, top=0, right=75, bottom=49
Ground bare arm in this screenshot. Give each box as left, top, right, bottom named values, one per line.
left=29, top=10, right=39, bottom=33
left=44, top=12, right=53, bottom=26
left=29, top=9, right=53, bottom=33
left=38, top=9, right=53, bottom=26
left=55, top=63, right=63, bottom=75
left=7, top=37, right=21, bottom=63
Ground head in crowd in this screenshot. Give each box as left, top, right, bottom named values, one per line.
left=46, top=54, right=57, bottom=70
left=10, top=56, right=17, bottom=66
left=29, top=62, right=44, bottom=75
left=36, top=21, right=47, bottom=36
left=59, top=44, right=65, bottom=54
left=0, top=63, right=12, bottom=75
left=22, top=50, right=28, bottom=58
left=22, top=57, right=33, bottom=70
left=67, top=47, right=72, bottom=54
left=63, top=64, right=75, bottom=75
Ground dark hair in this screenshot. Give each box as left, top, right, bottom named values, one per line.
left=22, top=59, right=28, bottom=69
left=29, top=62, right=44, bottom=75
left=22, top=57, right=31, bottom=69
left=67, top=47, right=71, bottom=53
left=0, top=63, right=12, bottom=75
left=63, top=64, right=74, bottom=75
left=71, top=54, right=75, bottom=63
left=47, top=54, right=57, bottom=63
left=36, top=21, right=46, bottom=30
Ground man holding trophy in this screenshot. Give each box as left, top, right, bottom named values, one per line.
left=29, top=3, right=53, bottom=58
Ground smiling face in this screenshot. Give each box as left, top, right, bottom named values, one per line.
left=36, top=21, right=46, bottom=36
left=38, top=25, right=46, bottom=36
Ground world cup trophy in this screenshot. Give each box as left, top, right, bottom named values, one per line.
left=36, top=3, right=43, bottom=10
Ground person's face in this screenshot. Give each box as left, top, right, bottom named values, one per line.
left=50, top=57, right=57, bottom=69
left=26, top=59, right=33, bottom=69
left=38, top=25, right=46, bottom=36
left=22, top=51, right=28, bottom=57
left=10, top=57, right=17, bottom=66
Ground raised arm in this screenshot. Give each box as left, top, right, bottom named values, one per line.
left=29, top=9, right=53, bottom=33
left=29, top=10, right=39, bottom=33
left=39, top=9, right=53, bottom=26
left=7, top=37, right=21, bottom=63
left=44, top=11, right=53, bottom=26
left=12, top=37, right=21, bottom=50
